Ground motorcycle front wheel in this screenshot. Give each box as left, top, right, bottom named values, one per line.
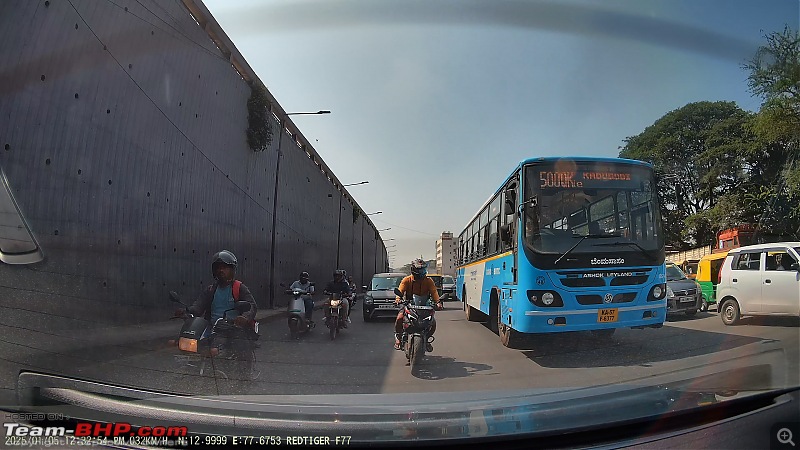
left=409, top=335, right=424, bottom=370
left=329, top=316, right=338, bottom=340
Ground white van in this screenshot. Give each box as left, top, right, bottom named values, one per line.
left=717, top=242, right=800, bottom=325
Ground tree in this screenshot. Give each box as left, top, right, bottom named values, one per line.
left=619, top=101, right=756, bottom=248
left=743, top=26, right=800, bottom=238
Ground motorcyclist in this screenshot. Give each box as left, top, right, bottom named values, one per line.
left=347, top=275, right=358, bottom=307
left=289, top=271, right=315, bottom=325
left=393, top=258, right=442, bottom=351
left=323, top=269, right=352, bottom=326
left=176, top=250, right=257, bottom=338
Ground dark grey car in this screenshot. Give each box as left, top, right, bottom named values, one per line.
left=665, top=263, right=702, bottom=317
left=362, top=273, right=406, bottom=321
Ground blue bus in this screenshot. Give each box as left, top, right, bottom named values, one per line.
left=455, top=157, right=667, bottom=347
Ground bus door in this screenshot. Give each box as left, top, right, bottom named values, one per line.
left=501, top=176, right=519, bottom=285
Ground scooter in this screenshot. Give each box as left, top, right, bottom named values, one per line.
left=394, top=288, right=436, bottom=371
left=168, top=291, right=260, bottom=381
left=323, top=291, right=347, bottom=340
left=285, top=283, right=315, bottom=339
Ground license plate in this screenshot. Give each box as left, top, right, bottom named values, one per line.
left=597, top=308, right=618, bottom=323
left=376, top=304, right=396, bottom=309
left=679, top=297, right=694, bottom=303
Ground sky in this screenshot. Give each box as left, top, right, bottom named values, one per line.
left=202, top=0, right=798, bottom=269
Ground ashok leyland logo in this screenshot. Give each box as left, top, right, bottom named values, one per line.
left=591, top=257, right=625, bottom=265
left=604, top=293, right=613, bottom=304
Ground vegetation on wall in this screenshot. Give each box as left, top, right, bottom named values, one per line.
left=246, top=84, right=272, bottom=152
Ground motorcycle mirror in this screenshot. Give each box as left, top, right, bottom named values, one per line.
left=169, top=291, right=181, bottom=302
left=279, top=282, right=286, bottom=287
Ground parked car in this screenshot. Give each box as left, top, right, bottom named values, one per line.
left=665, top=263, right=703, bottom=317
left=362, top=272, right=407, bottom=321
left=717, top=242, right=800, bottom=325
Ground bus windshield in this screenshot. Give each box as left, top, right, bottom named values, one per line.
left=523, top=162, right=663, bottom=255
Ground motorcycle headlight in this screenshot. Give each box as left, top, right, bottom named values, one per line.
left=330, top=300, right=342, bottom=307
left=542, top=292, right=555, bottom=306
left=178, top=337, right=198, bottom=353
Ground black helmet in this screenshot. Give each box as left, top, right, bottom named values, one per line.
left=333, top=269, right=344, bottom=279
left=410, top=258, right=428, bottom=278
left=299, top=271, right=310, bottom=280
left=211, top=250, right=237, bottom=275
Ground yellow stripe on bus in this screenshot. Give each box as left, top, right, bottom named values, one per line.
left=457, top=251, right=513, bottom=270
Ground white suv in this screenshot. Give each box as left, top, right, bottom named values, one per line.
left=717, top=242, right=800, bottom=325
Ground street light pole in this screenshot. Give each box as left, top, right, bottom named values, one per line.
left=268, top=110, right=330, bottom=309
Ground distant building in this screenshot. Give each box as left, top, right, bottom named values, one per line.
left=435, top=232, right=456, bottom=277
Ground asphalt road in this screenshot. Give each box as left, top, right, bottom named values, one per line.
left=44, top=300, right=796, bottom=398
left=225, top=301, right=799, bottom=396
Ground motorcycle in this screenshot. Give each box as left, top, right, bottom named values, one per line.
left=168, top=291, right=260, bottom=383
left=285, top=283, right=315, bottom=339
left=394, top=288, right=437, bottom=371
left=323, top=291, right=347, bottom=340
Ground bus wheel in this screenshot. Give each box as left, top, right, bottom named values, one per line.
left=488, top=301, right=499, bottom=334
left=590, top=328, right=615, bottom=339
left=464, top=292, right=481, bottom=322
left=499, top=322, right=522, bottom=348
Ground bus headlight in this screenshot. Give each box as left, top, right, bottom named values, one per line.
left=527, top=290, right=563, bottom=307
left=648, top=284, right=666, bottom=301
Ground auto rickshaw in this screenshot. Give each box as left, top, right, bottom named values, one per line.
left=695, top=252, right=729, bottom=312
left=678, top=259, right=699, bottom=280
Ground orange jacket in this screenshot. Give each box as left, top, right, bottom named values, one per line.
left=396, top=275, right=440, bottom=303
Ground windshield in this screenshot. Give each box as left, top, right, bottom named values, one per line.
left=523, top=163, right=663, bottom=254
left=666, top=264, right=687, bottom=281
left=371, top=276, right=405, bottom=290
left=2, top=0, right=798, bottom=447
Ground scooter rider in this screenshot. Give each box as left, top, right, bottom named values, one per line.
left=289, top=271, right=315, bottom=325
left=393, top=258, right=442, bottom=351
left=323, top=269, right=352, bottom=326
left=176, top=250, right=257, bottom=333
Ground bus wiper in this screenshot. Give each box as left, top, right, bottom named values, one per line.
left=594, top=240, right=655, bottom=259
left=554, top=233, right=621, bottom=265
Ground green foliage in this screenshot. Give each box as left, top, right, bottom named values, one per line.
left=619, top=101, right=755, bottom=248
left=353, top=205, right=361, bottom=223
left=744, top=26, right=800, bottom=237
left=620, top=27, right=800, bottom=247
left=246, top=84, right=273, bottom=152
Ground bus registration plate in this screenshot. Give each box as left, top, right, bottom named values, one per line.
left=597, top=308, right=618, bottom=323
